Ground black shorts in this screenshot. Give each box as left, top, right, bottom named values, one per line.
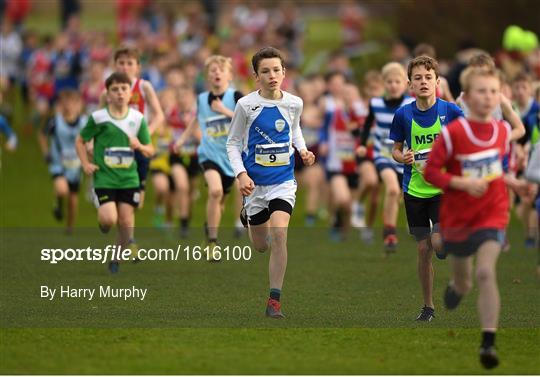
left=169, top=154, right=200, bottom=177
left=326, top=171, right=359, bottom=189
left=443, top=229, right=505, bottom=257
left=51, top=174, right=80, bottom=193
left=404, top=192, right=440, bottom=241
left=150, top=169, right=175, bottom=191
left=356, top=156, right=373, bottom=166
left=94, top=188, right=140, bottom=207
left=249, top=198, right=294, bottom=226
left=200, top=160, right=235, bottom=194
left=135, top=150, right=150, bottom=190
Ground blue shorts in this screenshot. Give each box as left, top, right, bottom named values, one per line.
left=49, top=161, right=81, bottom=188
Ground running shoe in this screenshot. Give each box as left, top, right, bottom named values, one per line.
left=443, top=284, right=463, bottom=310
left=479, top=345, right=499, bottom=369
left=384, top=234, right=398, bottom=254
left=415, top=306, right=435, bottom=322
left=265, top=298, right=285, bottom=318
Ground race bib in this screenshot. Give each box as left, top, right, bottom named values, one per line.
left=61, top=152, right=81, bottom=169
left=104, top=147, right=134, bottom=168
left=156, top=139, right=170, bottom=155
left=459, top=148, right=502, bottom=181
left=380, top=138, right=394, bottom=159
left=206, top=116, right=230, bottom=138
left=335, top=133, right=356, bottom=162
left=255, top=143, right=290, bottom=167
left=413, top=148, right=431, bottom=174
left=180, top=138, right=198, bottom=155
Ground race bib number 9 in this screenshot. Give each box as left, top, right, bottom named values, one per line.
left=459, top=148, right=502, bottom=181
left=104, top=147, right=134, bottom=168
left=206, top=116, right=230, bottom=138
left=255, top=143, right=290, bottom=167
left=413, top=148, right=431, bottom=174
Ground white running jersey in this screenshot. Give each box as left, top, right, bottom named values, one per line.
left=227, top=90, right=306, bottom=186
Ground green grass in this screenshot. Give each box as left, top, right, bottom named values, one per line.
left=1, top=118, right=539, bottom=373
left=1, top=328, right=538, bottom=374
left=1, top=8, right=539, bottom=375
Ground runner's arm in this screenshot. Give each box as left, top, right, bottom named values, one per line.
left=226, top=103, right=248, bottom=178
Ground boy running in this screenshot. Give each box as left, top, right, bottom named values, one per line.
left=174, top=55, right=243, bottom=256
left=358, top=63, right=414, bottom=253
left=424, top=66, right=525, bottom=369
left=102, top=47, right=164, bottom=209
left=76, top=72, right=154, bottom=273
left=39, top=89, right=87, bottom=234
left=390, top=56, right=463, bottom=322
left=227, top=47, right=315, bottom=318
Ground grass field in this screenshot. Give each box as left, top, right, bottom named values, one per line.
left=1, top=6, right=539, bottom=375
left=1, top=106, right=539, bottom=373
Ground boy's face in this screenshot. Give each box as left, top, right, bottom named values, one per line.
left=178, top=88, right=193, bottom=108
left=255, top=58, right=285, bottom=92
left=409, top=65, right=439, bottom=99
left=60, top=97, right=82, bottom=119
left=207, top=63, right=231, bottom=89
left=511, top=80, right=532, bottom=105
left=115, top=55, right=139, bottom=80
left=464, top=75, right=500, bottom=119
left=107, top=82, right=132, bottom=107
left=328, top=74, right=346, bottom=97
left=384, top=73, right=407, bottom=99
left=90, top=62, right=104, bottom=79
left=166, top=69, right=185, bottom=89
left=159, top=90, right=176, bottom=110
left=364, top=80, right=384, bottom=99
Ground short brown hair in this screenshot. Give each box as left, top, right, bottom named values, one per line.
left=407, top=55, right=439, bottom=80
left=113, top=46, right=140, bottom=63
left=364, top=70, right=383, bottom=85
left=468, top=52, right=495, bottom=69
left=252, top=46, right=284, bottom=74
left=460, top=67, right=499, bottom=93
left=57, top=88, right=81, bottom=101
left=512, top=71, right=532, bottom=85
left=105, top=72, right=131, bottom=89
left=413, top=43, right=436, bottom=58
left=324, top=70, right=347, bottom=83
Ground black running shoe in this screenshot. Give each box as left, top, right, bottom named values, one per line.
left=444, top=284, right=463, bottom=310
left=435, top=249, right=447, bottom=260
left=415, top=306, right=435, bottom=322
left=98, top=223, right=111, bottom=234
left=53, top=206, right=63, bottom=222
left=480, top=345, right=499, bottom=369
left=180, top=226, right=189, bottom=239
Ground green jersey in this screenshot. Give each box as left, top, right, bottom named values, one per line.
left=390, top=99, right=464, bottom=198
left=80, top=108, right=150, bottom=189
